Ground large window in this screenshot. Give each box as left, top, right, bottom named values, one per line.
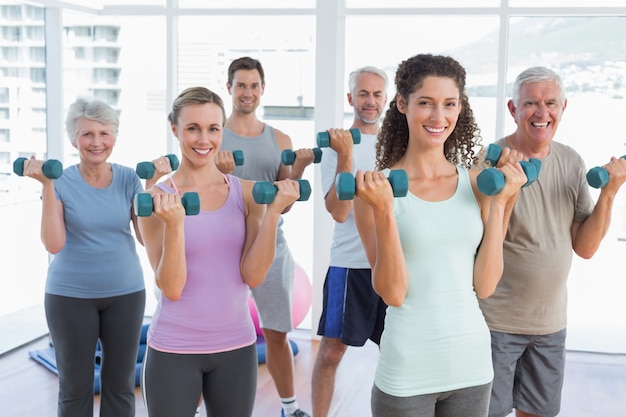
left=62, top=11, right=167, bottom=313
left=177, top=15, right=316, bottom=323
left=4, top=0, right=626, bottom=353
left=345, top=15, right=500, bottom=141
left=506, top=15, right=626, bottom=353
left=0, top=3, right=49, bottom=317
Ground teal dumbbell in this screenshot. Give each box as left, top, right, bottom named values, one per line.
left=281, top=148, right=322, bottom=166
left=316, top=128, right=361, bottom=148
left=477, top=144, right=542, bottom=196
left=586, top=155, right=626, bottom=188
left=252, top=179, right=312, bottom=204
left=13, top=157, right=63, bottom=179
left=231, top=150, right=244, bottom=166
left=136, top=154, right=180, bottom=179
left=335, top=169, right=409, bottom=201
left=133, top=192, right=201, bottom=217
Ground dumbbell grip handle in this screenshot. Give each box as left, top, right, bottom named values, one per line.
left=316, top=128, right=361, bottom=148
left=253, top=179, right=312, bottom=204
left=136, top=154, right=179, bottom=179
left=586, top=155, right=626, bottom=188
left=13, top=157, right=63, bottom=179
left=134, top=192, right=200, bottom=216
left=281, top=148, right=322, bottom=165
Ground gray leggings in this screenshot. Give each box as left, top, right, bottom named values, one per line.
left=45, top=290, right=146, bottom=417
left=141, top=343, right=257, bottom=417
left=371, top=381, right=493, bottom=417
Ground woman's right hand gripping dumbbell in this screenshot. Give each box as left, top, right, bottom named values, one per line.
left=260, top=178, right=302, bottom=215
left=141, top=190, right=189, bottom=227
left=353, top=170, right=396, bottom=214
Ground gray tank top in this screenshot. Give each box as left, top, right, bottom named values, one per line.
left=221, top=123, right=286, bottom=235
left=221, top=124, right=281, bottom=182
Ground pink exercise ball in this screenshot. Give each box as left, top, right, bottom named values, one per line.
left=248, top=263, right=312, bottom=336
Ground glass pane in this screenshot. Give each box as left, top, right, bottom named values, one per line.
left=62, top=11, right=167, bottom=315
left=510, top=0, right=625, bottom=6
left=506, top=16, right=626, bottom=352
left=179, top=0, right=314, bottom=9
left=346, top=15, right=500, bottom=141
left=347, top=0, right=499, bottom=7
left=178, top=16, right=315, bottom=112
left=60, top=0, right=165, bottom=7
left=0, top=2, right=49, bottom=317
left=178, top=15, right=316, bottom=327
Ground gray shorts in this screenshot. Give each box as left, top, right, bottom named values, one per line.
left=251, top=234, right=294, bottom=333
left=371, top=381, right=492, bottom=417
left=488, top=329, right=567, bottom=417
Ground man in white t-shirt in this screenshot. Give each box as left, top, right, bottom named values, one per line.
left=311, top=65, right=388, bottom=417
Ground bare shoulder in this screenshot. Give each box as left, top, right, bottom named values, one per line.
left=240, top=177, right=259, bottom=205
left=467, top=166, right=480, bottom=182
left=239, top=178, right=255, bottom=199
left=467, top=167, right=490, bottom=207
left=272, top=126, right=293, bottom=151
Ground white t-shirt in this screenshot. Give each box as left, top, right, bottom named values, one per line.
left=320, top=133, right=377, bottom=269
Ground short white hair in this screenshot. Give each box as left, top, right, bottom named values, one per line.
left=511, top=66, right=566, bottom=107
left=65, top=98, right=119, bottom=144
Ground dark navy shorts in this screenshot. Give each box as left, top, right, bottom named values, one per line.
left=316, top=267, right=386, bottom=346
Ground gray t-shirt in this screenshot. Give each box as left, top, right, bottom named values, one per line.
left=478, top=138, right=594, bottom=335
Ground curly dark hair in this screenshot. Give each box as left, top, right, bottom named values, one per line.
left=376, top=54, right=482, bottom=170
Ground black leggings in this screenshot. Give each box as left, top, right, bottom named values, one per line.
left=45, top=290, right=146, bottom=417
left=141, top=344, right=258, bottom=417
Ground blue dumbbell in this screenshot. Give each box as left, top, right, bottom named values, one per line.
left=133, top=192, right=200, bottom=217
left=477, top=144, right=542, bottom=196
left=136, top=154, right=180, bottom=179
left=13, top=157, right=63, bottom=179
left=252, top=179, right=311, bottom=204
left=316, top=128, right=361, bottom=148
left=335, top=170, right=409, bottom=201
left=281, top=148, right=322, bottom=166
left=586, top=155, right=626, bottom=188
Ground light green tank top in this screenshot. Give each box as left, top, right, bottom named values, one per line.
left=375, top=165, right=493, bottom=396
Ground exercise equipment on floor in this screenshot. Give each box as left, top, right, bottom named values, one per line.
left=249, top=263, right=310, bottom=360
left=28, top=266, right=312, bottom=382
left=248, top=263, right=312, bottom=337
left=28, top=323, right=149, bottom=394
left=13, top=157, right=63, bottom=179
left=477, top=144, right=542, bottom=196
left=335, top=169, right=409, bottom=201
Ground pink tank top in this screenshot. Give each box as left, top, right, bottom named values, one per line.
left=147, top=174, right=257, bottom=353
